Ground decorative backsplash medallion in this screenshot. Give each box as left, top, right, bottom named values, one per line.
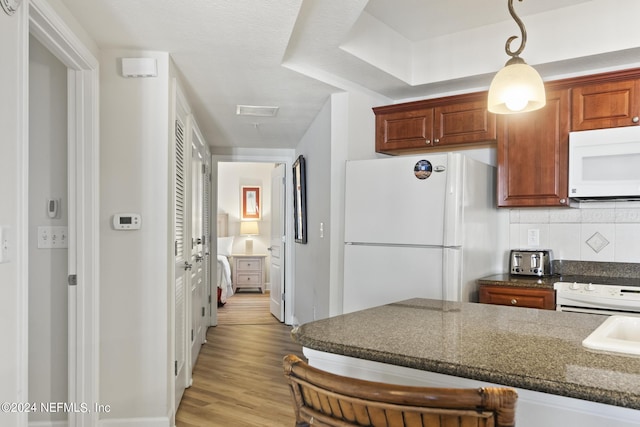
left=586, top=232, right=610, bottom=253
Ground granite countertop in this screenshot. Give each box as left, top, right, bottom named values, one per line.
left=292, top=298, right=640, bottom=410
left=478, top=273, right=640, bottom=289
left=477, top=274, right=558, bottom=289
left=478, top=260, right=640, bottom=289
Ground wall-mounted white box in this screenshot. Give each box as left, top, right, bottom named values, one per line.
left=121, top=58, right=157, bottom=77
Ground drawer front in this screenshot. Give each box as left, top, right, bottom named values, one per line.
left=479, top=285, right=555, bottom=310
left=236, top=273, right=261, bottom=286
left=237, top=259, right=261, bottom=271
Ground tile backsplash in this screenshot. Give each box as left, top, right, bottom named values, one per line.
left=509, top=201, right=640, bottom=263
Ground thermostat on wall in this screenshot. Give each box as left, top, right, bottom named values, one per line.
left=112, top=213, right=141, bottom=230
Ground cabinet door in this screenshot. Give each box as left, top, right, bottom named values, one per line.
left=433, top=99, right=496, bottom=146
left=375, top=107, right=434, bottom=153
left=479, top=285, right=555, bottom=310
left=497, top=88, right=570, bottom=207
left=572, top=79, right=640, bottom=131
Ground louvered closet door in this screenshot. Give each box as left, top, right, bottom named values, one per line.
left=174, top=117, right=190, bottom=409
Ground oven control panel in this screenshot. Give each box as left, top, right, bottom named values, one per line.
left=555, top=282, right=640, bottom=297
left=554, top=281, right=640, bottom=313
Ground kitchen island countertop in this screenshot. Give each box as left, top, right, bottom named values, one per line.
left=292, top=298, right=640, bottom=410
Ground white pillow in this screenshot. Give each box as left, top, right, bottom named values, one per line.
left=217, top=236, right=234, bottom=256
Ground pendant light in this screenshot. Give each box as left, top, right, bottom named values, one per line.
left=488, top=0, right=545, bottom=114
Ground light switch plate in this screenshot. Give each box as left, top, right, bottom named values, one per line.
left=38, top=226, right=68, bottom=249
left=0, top=226, right=9, bottom=263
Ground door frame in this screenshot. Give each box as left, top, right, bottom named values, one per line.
left=23, top=1, right=100, bottom=425
left=211, top=152, right=295, bottom=325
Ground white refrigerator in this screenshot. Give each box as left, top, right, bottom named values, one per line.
left=343, top=152, right=508, bottom=313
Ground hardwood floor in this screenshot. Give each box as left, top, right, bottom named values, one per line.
left=176, top=291, right=305, bottom=427
left=216, top=290, right=280, bottom=325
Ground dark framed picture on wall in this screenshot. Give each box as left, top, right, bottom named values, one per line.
left=293, top=155, right=307, bottom=244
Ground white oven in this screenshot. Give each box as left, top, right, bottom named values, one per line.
left=554, top=281, right=640, bottom=316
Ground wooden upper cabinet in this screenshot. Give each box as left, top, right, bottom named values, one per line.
left=375, top=107, right=434, bottom=153
left=434, top=99, right=497, bottom=147
left=572, top=78, right=640, bottom=131
left=497, top=88, right=570, bottom=207
left=374, top=93, right=496, bottom=154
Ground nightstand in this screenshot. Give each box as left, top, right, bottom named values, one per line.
left=232, top=254, right=266, bottom=293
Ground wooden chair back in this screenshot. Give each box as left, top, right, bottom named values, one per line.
left=283, top=354, right=517, bottom=427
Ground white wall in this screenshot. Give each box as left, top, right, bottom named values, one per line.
left=509, top=203, right=640, bottom=263
left=28, top=34, right=68, bottom=425
left=0, top=5, right=27, bottom=426
left=99, top=49, right=170, bottom=423
left=217, top=162, right=274, bottom=284
left=293, top=99, right=332, bottom=324
left=292, top=89, right=399, bottom=322
left=328, top=90, right=388, bottom=317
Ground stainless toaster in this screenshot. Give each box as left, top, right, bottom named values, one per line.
left=509, top=250, right=553, bottom=276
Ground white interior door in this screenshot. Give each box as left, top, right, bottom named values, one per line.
left=29, top=36, right=70, bottom=427
left=270, top=163, right=286, bottom=321
left=190, top=143, right=205, bottom=369
left=203, top=158, right=212, bottom=326
left=173, top=113, right=190, bottom=408
left=27, top=4, right=101, bottom=425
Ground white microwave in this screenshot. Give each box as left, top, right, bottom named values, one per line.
left=569, top=126, right=640, bottom=200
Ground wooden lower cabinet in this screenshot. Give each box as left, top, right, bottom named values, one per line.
left=479, top=285, right=555, bottom=310
left=496, top=88, right=570, bottom=207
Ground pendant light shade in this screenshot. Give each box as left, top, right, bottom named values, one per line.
left=488, top=58, right=546, bottom=114
left=488, top=0, right=545, bottom=114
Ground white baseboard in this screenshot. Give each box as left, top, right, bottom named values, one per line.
left=29, top=421, right=67, bottom=427
left=98, top=417, right=171, bottom=427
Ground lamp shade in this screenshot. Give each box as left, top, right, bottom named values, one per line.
left=488, top=61, right=546, bottom=114
left=240, top=221, right=259, bottom=236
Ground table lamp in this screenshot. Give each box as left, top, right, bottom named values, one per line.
left=240, top=221, right=259, bottom=254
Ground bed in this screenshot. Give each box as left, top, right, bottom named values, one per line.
left=217, top=213, right=234, bottom=305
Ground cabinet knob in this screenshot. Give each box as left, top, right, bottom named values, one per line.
left=433, top=138, right=440, bottom=144
left=510, top=299, right=518, bottom=305
left=425, top=139, right=431, bottom=145
left=633, top=116, right=639, bottom=123
left=559, top=198, right=566, bottom=204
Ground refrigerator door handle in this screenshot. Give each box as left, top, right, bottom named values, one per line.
left=442, top=248, right=462, bottom=302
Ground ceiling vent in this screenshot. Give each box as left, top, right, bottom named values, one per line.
left=236, top=105, right=279, bottom=117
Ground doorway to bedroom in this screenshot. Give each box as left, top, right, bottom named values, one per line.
left=216, top=161, right=286, bottom=324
